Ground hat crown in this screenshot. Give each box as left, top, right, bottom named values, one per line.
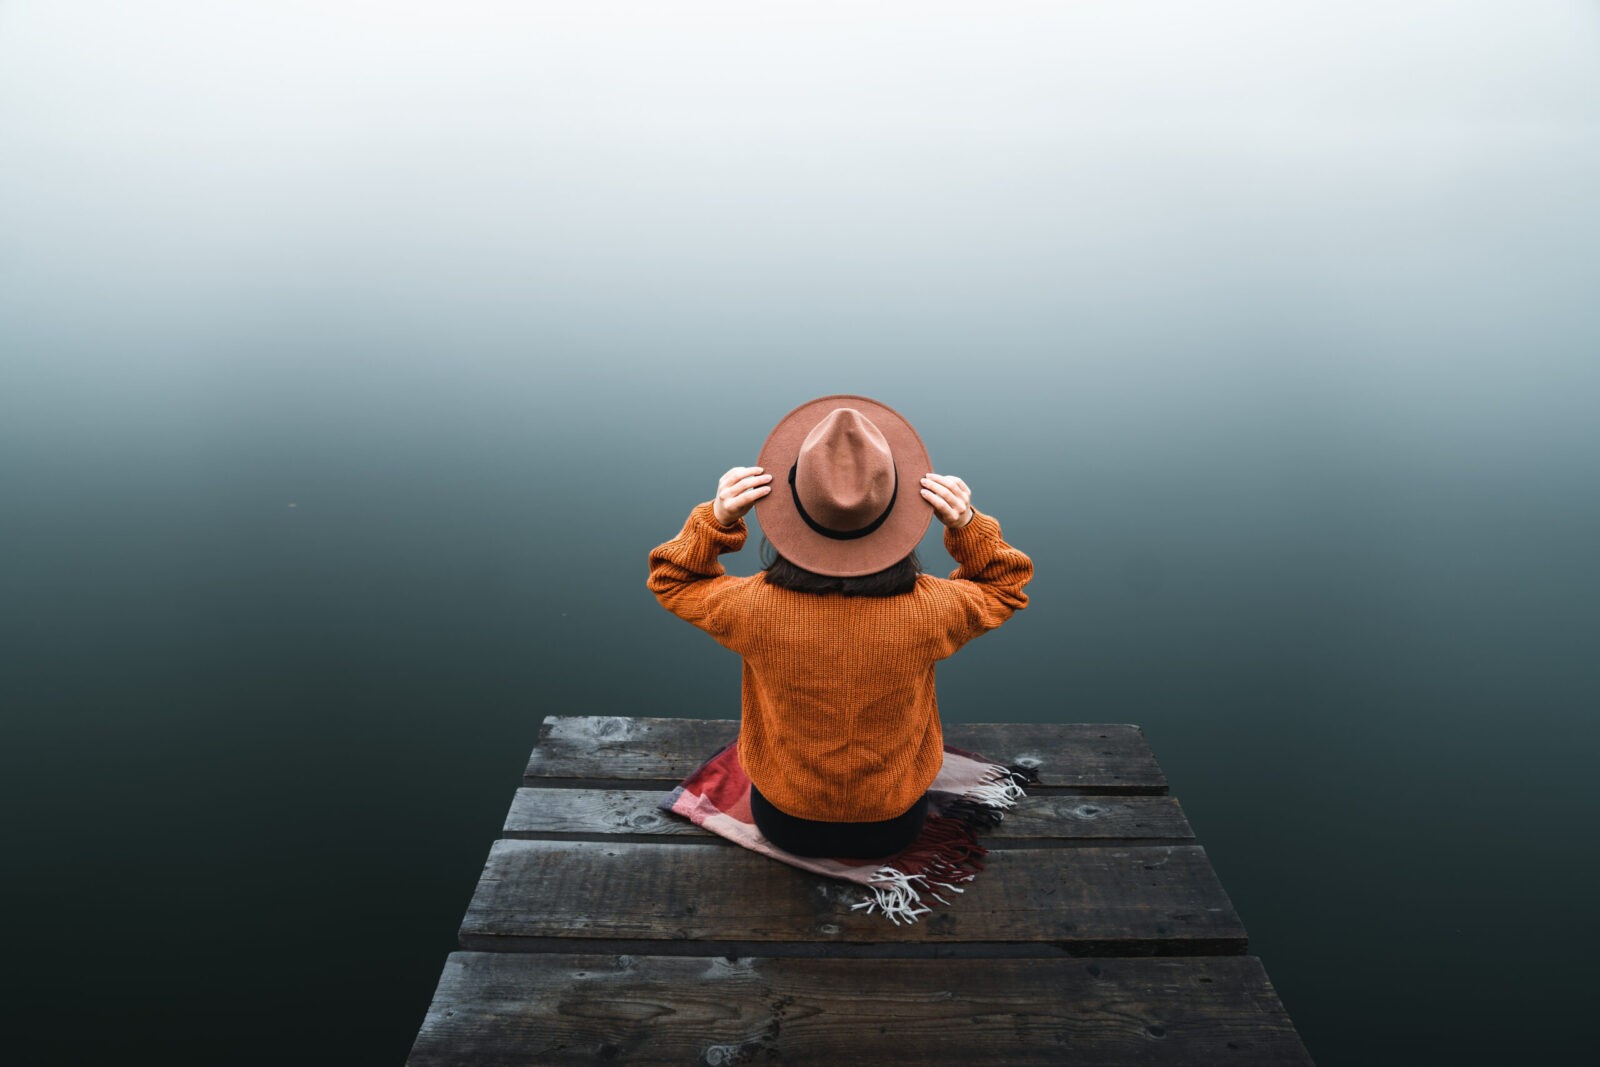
left=793, top=408, right=895, bottom=533
left=755, top=393, right=930, bottom=577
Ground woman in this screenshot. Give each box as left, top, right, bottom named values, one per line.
left=648, top=394, right=1033, bottom=859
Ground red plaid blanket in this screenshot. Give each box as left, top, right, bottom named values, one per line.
left=661, top=740, right=1033, bottom=924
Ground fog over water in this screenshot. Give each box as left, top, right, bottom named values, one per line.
left=3, top=3, right=1598, bottom=1063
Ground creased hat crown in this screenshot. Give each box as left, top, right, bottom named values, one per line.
left=793, top=408, right=896, bottom=533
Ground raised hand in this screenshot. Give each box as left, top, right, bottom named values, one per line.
left=920, top=473, right=974, bottom=529
left=712, top=466, right=774, bottom=526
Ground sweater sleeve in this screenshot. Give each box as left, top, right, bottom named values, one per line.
left=937, top=508, right=1034, bottom=652
left=646, top=501, right=751, bottom=643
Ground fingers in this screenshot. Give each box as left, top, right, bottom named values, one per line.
left=713, top=466, right=772, bottom=524
left=921, top=473, right=970, bottom=505
left=722, top=472, right=770, bottom=497
left=924, top=472, right=968, bottom=494
left=726, top=483, right=772, bottom=508
left=718, top=466, right=765, bottom=491
left=718, top=468, right=770, bottom=496
left=919, top=478, right=959, bottom=518
left=919, top=487, right=957, bottom=521
left=920, top=473, right=973, bottom=528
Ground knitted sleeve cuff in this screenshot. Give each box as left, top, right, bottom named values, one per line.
left=691, top=500, right=749, bottom=551
left=944, top=507, right=999, bottom=549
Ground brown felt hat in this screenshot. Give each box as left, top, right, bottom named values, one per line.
left=754, top=394, right=933, bottom=577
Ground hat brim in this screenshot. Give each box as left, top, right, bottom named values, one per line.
left=754, top=394, right=933, bottom=578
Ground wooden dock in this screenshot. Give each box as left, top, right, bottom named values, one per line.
left=407, top=715, right=1312, bottom=1065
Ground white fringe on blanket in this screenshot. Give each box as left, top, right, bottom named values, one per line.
left=848, top=765, right=1028, bottom=925
left=850, top=868, right=936, bottom=925
left=967, top=767, right=1030, bottom=810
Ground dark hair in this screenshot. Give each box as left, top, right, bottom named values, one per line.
left=759, top=538, right=921, bottom=597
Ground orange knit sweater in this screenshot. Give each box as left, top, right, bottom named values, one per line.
left=647, top=501, right=1034, bottom=822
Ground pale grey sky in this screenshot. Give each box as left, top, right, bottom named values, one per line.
left=3, top=2, right=1596, bottom=474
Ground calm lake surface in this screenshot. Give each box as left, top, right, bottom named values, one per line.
left=3, top=4, right=1598, bottom=1064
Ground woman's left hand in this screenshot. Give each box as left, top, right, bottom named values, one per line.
left=921, top=473, right=975, bottom=528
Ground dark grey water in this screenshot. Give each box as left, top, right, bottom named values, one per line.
left=3, top=3, right=1598, bottom=1064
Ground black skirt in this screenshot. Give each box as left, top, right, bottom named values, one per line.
left=749, top=783, right=929, bottom=859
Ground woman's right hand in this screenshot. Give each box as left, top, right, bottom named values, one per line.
left=712, top=466, right=773, bottom=526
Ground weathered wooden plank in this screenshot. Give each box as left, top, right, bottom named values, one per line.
left=458, top=839, right=1243, bottom=957
left=524, top=716, right=1167, bottom=794
left=991, top=793, right=1193, bottom=844
left=503, top=787, right=1194, bottom=846
left=504, top=787, right=706, bottom=839
left=524, top=716, right=737, bottom=787
left=407, top=951, right=1312, bottom=1066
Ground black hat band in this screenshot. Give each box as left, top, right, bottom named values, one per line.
left=787, top=463, right=898, bottom=541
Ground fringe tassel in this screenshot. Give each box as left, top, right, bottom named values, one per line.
left=849, top=868, right=935, bottom=926
left=1006, top=763, right=1042, bottom=787
left=968, top=765, right=1030, bottom=809
left=850, top=763, right=1029, bottom=924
